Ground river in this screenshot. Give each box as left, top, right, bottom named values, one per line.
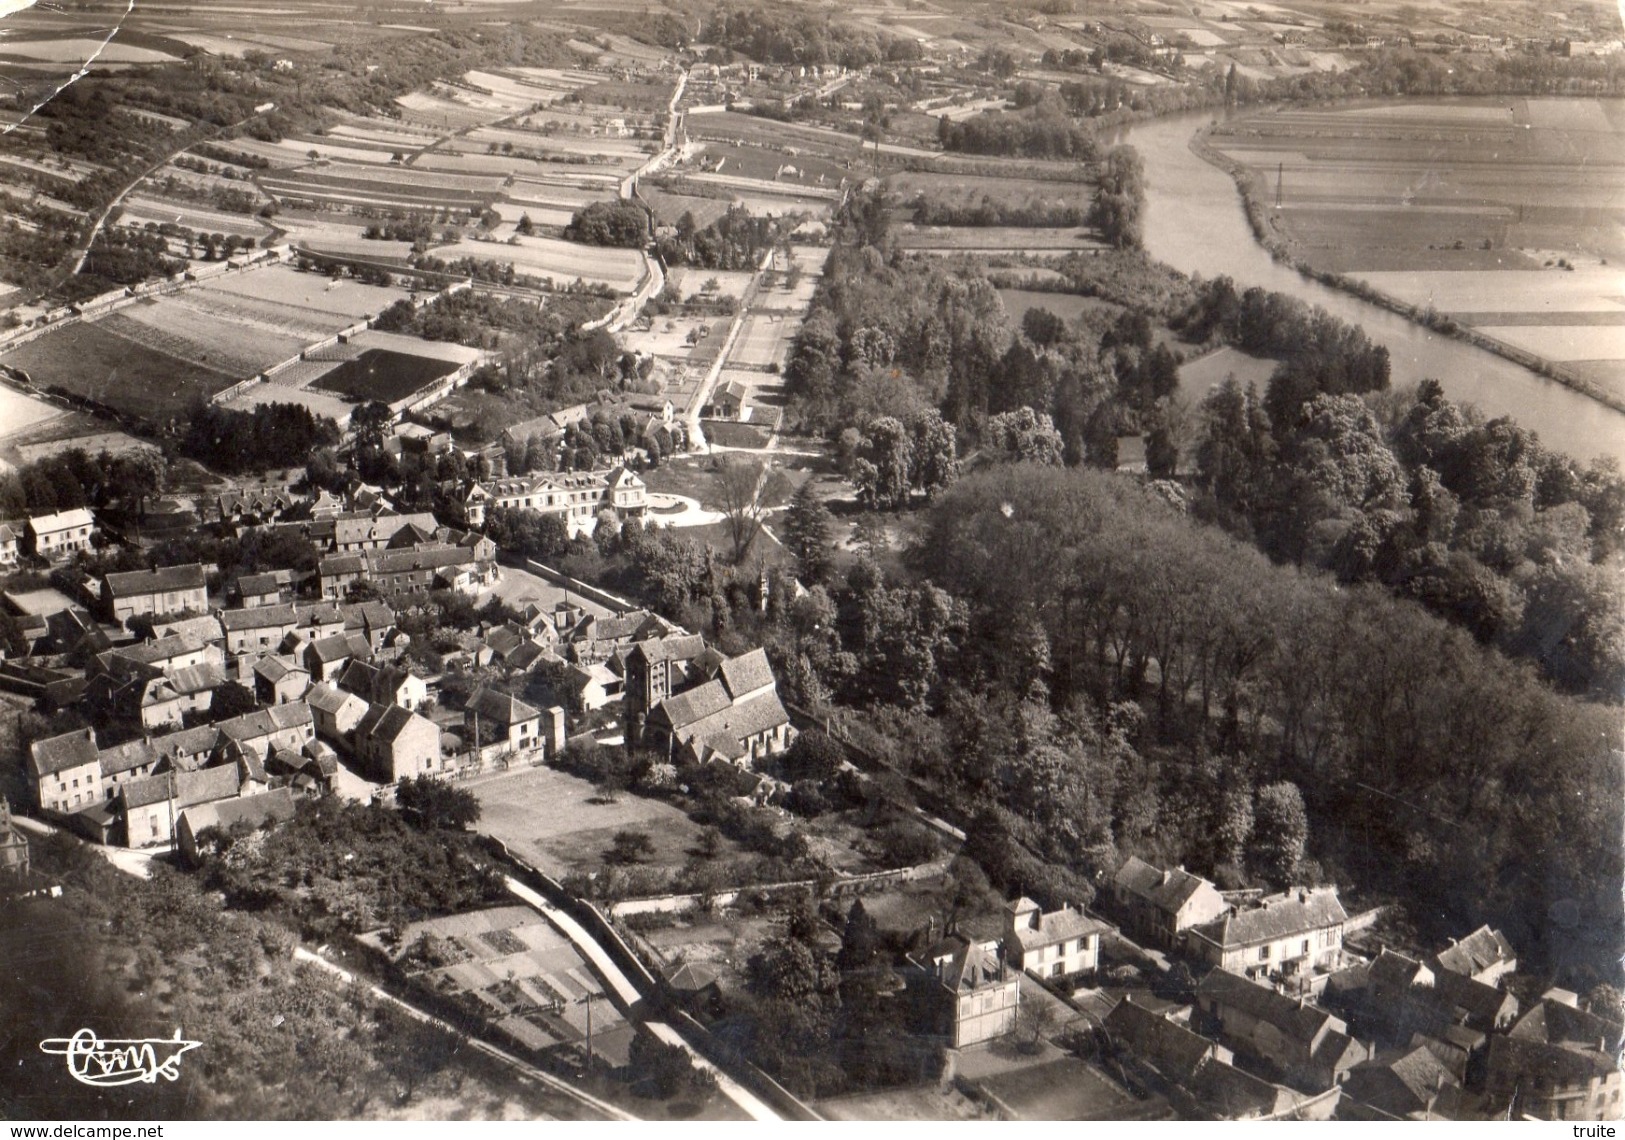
left=1111, top=111, right=1625, bottom=466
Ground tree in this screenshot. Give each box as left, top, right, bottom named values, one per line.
left=985, top=407, right=1065, bottom=466
left=610, top=829, right=655, bottom=864
left=835, top=899, right=880, bottom=975
left=910, top=410, right=959, bottom=499
left=781, top=730, right=845, bottom=783
left=515, top=212, right=535, bottom=236
left=208, top=683, right=260, bottom=721
left=628, top=1030, right=709, bottom=1099
left=783, top=482, right=835, bottom=584
left=713, top=455, right=774, bottom=563
left=395, top=777, right=481, bottom=830
left=747, top=935, right=836, bottom=1007
left=1250, top=782, right=1308, bottom=887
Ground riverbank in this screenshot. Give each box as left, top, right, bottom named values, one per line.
left=1187, top=124, right=1625, bottom=418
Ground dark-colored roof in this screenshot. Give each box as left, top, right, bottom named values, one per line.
left=1106, top=997, right=1214, bottom=1082
left=628, top=632, right=707, bottom=667
left=105, top=635, right=201, bottom=669
left=358, top=702, right=431, bottom=746
left=1114, top=856, right=1220, bottom=914
left=719, top=647, right=775, bottom=698
left=236, top=572, right=284, bottom=597
left=219, top=604, right=298, bottom=632
left=367, top=545, right=469, bottom=576
left=1509, top=998, right=1624, bottom=1052
left=99, top=737, right=158, bottom=779
left=649, top=678, right=733, bottom=731
left=1197, top=968, right=1341, bottom=1046
left=218, top=702, right=312, bottom=743
left=28, top=728, right=98, bottom=779
left=466, top=686, right=540, bottom=725
left=179, top=787, right=296, bottom=838
left=1007, top=901, right=1113, bottom=955
left=1432, top=925, right=1516, bottom=979
left=1187, top=888, right=1347, bottom=951
left=1369, top=949, right=1429, bottom=993
left=254, top=656, right=305, bottom=684
left=104, top=564, right=207, bottom=598
left=667, top=961, right=720, bottom=992
left=319, top=553, right=367, bottom=576
left=308, top=634, right=356, bottom=663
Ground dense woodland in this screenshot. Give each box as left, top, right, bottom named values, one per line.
left=696, top=5, right=924, bottom=67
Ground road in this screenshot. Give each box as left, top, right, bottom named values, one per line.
left=502, top=876, right=783, bottom=1122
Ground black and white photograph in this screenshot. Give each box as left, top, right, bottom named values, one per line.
left=0, top=0, right=1621, bottom=1125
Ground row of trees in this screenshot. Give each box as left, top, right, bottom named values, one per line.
left=180, top=401, right=342, bottom=474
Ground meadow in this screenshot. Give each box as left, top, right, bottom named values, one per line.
left=0, top=321, right=234, bottom=421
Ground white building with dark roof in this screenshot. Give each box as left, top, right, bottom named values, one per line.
left=1184, top=886, right=1348, bottom=988
left=1003, top=896, right=1112, bottom=980
left=26, top=508, right=95, bottom=560
left=641, top=647, right=792, bottom=767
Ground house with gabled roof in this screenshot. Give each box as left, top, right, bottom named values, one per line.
left=119, top=760, right=258, bottom=850
left=0, top=521, right=22, bottom=567
left=465, top=686, right=542, bottom=755
left=28, top=727, right=102, bottom=813
left=254, top=655, right=311, bottom=705
left=306, top=682, right=370, bottom=745
left=235, top=570, right=292, bottom=608
left=1184, top=886, right=1347, bottom=989
left=1196, top=968, right=1368, bottom=1093
left=26, top=507, right=95, bottom=560
left=1342, top=1044, right=1461, bottom=1119
left=1111, top=857, right=1229, bottom=951
left=336, top=658, right=425, bottom=711
left=1003, top=896, right=1112, bottom=980
left=178, top=787, right=297, bottom=866
left=154, top=614, right=225, bottom=649
left=908, top=932, right=1020, bottom=1048
left=341, top=600, right=397, bottom=651
left=318, top=553, right=367, bottom=600
left=101, top=564, right=209, bottom=626
left=354, top=703, right=442, bottom=783
left=1430, top=925, right=1517, bottom=988
left=219, top=603, right=299, bottom=655
left=215, top=702, right=314, bottom=761
left=1487, top=995, right=1623, bottom=1120
left=303, top=632, right=370, bottom=683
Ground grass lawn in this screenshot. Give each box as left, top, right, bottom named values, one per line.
left=472, top=764, right=721, bottom=877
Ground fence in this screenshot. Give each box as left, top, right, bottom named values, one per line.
left=521, top=559, right=640, bottom=615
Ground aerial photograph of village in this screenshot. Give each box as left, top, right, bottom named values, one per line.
left=0, top=0, right=1620, bottom=1123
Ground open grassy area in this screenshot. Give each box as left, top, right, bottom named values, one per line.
left=313, top=348, right=460, bottom=403
left=1, top=321, right=234, bottom=421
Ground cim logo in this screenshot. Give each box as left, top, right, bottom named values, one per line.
left=40, top=1029, right=201, bottom=1087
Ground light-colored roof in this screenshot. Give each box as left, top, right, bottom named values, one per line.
left=28, top=507, right=95, bottom=533
left=306, top=681, right=366, bottom=717
left=1187, top=887, right=1347, bottom=951
left=1114, top=855, right=1220, bottom=914
left=466, top=686, right=541, bottom=725
left=1007, top=904, right=1112, bottom=954
left=357, top=703, right=435, bottom=746
left=98, top=737, right=158, bottom=779
left=719, top=647, right=776, bottom=698
left=1432, top=926, right=1516, bottom=978
left=219, top=604, right=298, bottom=632
left=179, top=786, right=296, bottom=838
left=1197, top=968, right=1340, bottom=1046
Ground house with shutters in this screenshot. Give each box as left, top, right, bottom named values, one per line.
left=354, top=703, right=442, bottom=783
left=640, top=646, right=793, bottom=767
left=26, top=508, right=95, bottom=560
left=234, top=570, right=292, bottom=608
left=1002, top=896, right=1112, bottom=981
left=101, top=564, right=209, bottom=626
left=1111, top=857, right=1229, bottom=951
left=1183, top=886, right=1348, bottom=992
left=462, top=466, right=647, bottom=535
left=1486, top=993, right=1623, bottom=1121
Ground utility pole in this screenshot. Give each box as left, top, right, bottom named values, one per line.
left=578, top=992, right=594, bottom=1075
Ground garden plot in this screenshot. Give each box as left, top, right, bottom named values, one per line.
left=120, top=196, right=273, bottom=240
left=725, top=312, right=797, bottom=370
left=667, top=269, right=756, bottom=303
left=434, top=237, right=644, bottom=292
left=197, top=266, right=410, bottom=321
left=100, top=299, right=309, bottom=377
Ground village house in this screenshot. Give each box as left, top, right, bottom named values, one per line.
left=1002, top=896, right=1111, bottom=981
left=341, top=600, right=398, bottom=652
left=88, top=661, right=223, bottom=731
left=177, top=787, right=297, bottom=866
left=26, top=508, right=96, bottom=560
left=564, top=661, right=621, bottom=712
left=337, top=659, right=426, bottom=711
left=119, top=759, right=261, bottom=850
left=154, top=615, right=227, bottom=650
left=1110, top=857, right=1229, bottom=951
left=1431, top=925, right=1518, bottom=988
left=254, top=655, right=311, bottom=705
left=318, top=554, right=367, bottom=600
left=216, top=702, right=315, bottom=762
left=28, top=727, right=102, bottom=813
left=303, top=632, right=370, bottom=683
left=306, top=682, right=370, bottom=746
left=96, top=736, right=162, bottom=801
left=709, top=379, right=750, bottom=420
left=570, top=610, right=673, bottom=665
left=234, top=570, right=292, bottom=608
left=217, top=488, right=293, bottom=524
left=95, top=634, right=216, bottom=678
left=1183, top=887, right=1347, bottom=991
left=1341, top=1045, right=1462, bottom=1120
left=354, top=703, right=442, bottom=783
left=1105, top=997, right=1316, bottom=1121
left=331, top=511, right=443, bottom=553
left=465, top=686, right=543, bottom=755
left=1196, top=968, right=1368, bottom=1093
left=909, top=932, right=1021, bottom=1048
left=1486, top=994, right=1623, bottom=1121
left=641, top=647, right=793, bottom=767
left=101, top=564, right=210, bottom=627
left=219, top=604, right=300, bottom=655
left=0, top=522, right=21, bottom=567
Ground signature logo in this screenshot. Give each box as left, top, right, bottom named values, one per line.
left=40, top=1029, right=201, bottom=1087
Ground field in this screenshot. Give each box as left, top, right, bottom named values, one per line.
left=197, top=266, right=410, bottom=322
left=725, top=312, right=797, bottom=370
left=0, top=321, right=234, bottom=421
left=0, top=384, right=67, bottom=440
left=1210, top=99, right=1625, bottom=269
left=311, top=349, right=460, bottom=404
left=470, top=765, right=720, bottom=878
left=998, top=288, right=1122, bottom=326
left=432, top=238, right=644, bottom=292
left=898, top=226, right=1100, bottom=252
left=885, top=171, right=1091, bottom=215
left=1176, top=346, right=1281, bottom=400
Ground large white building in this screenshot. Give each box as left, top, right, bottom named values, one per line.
left=463, top=467, right=647, bottom=535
